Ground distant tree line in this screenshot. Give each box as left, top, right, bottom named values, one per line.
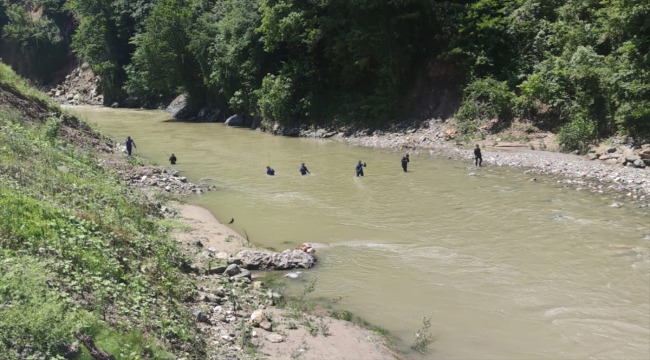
left=2, top=0, right=649, bottom=149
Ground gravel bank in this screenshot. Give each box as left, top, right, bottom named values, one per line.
left=311, top=123, right=650, bottom=202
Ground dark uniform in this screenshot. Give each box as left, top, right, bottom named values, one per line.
left=125, top=136, right=136, bottom=156
left=169, top=154, right=177, bottom=165
left=299, top=163, right=310, bottom=175
left=401, top=154, right=410, bottom=172
left=474, top=145, right=482, bottom=167
left=356, top=161, right=366, bottom=177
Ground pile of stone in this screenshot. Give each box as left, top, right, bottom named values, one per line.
left=190, top=274, right=288, bottom=354
left=586, top=144, right=650, bottom=169
left=48, top=63, right=103, bottom=106
left=117, top=166, right=215, bottom=195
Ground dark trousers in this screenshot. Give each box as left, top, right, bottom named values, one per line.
left=402, top=163, right=407, bottom=172
left=356, top=170, right=364, bottom=177
left=127, top=146, right=132, bottom=156
left=475, top=156, right=482, bottom=166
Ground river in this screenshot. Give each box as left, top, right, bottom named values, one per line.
left=74, top=106, right=650, bottom=359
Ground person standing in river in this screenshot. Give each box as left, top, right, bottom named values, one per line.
left=266, top=166, right=275, bottom=176
left=169, top=153, right=177, bottom=165
left=125, top=136, right=136, bottom=156
left=474, top=144, right=482, bottom=167
left=401, top=154, right=410, bottom=172
left=356, top=160, right=366, bottom=177
left=299, top=163, right=310, bottom=175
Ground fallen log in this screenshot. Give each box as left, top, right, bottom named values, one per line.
left=74, top=333, right=116, bottom=360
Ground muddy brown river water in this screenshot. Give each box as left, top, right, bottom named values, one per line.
left=74, top=106, right=650, bottom=359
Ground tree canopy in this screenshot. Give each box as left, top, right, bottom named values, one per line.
left=2, top=0, right=649, bottom=147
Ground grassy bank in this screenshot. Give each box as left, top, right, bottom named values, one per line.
left=0, top=62, right=204, bottom=358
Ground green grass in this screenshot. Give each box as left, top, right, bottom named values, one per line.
left=0, top=63, right=51, bottom=103
left=0, top=65, right=204, bottom=358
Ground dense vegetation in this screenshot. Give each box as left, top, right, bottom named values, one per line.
left=0, top=63, right=204, bottom=359
left=2, top=0, right=649, bottom=149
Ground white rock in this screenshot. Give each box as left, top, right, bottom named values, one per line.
left=266, top=334, right=284, bottom=343
left=284, top=272, right=303, bottom=279
left=250, top=309, right=265, bottom=326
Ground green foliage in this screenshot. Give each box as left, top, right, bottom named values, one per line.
left=410, top=314, right=435, bottom=355
left=453, top=0, right=650, bottom=148
left=0, top=66, right=203, bottom=358
left=125, top=0, right=201, bottom=102
left=4, top=0, right=649, bottom=144
left=557, top=116, right=597, bottom=153
left=456, top=77, right=515, bottom=136
left=0, top=3, right=66, bottom=82
left=65, top=0, right=156, bottom=102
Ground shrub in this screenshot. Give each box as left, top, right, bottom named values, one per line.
left=455, top=78, right=516, bottom=138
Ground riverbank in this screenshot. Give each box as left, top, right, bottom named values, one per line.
left=172, top=203, right=399, bottom=360
left=84, top=123, right=404, bottom=358
left=300, top=121, right=650, bottom=202
left=0, top=63, right=401, bottom=359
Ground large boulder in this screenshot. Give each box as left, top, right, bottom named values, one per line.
left=225, top=114, right=247, bottom=127
left=166, top=94, right=192, bottom=119
left=124, top=96, right=140, bottom=108
left=623, top=149, right=640, bottom=163
left=232, top=249, right=316, bottom=270
left=206, top=109, right=222, bottom=122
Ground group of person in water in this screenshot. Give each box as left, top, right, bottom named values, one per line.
left=125, top=135, right=484, bottom=172
left=263, top=145, right=482, bottom=176
left=265, top=154, right=408, bottom=177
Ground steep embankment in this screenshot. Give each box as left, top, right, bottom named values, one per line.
left=0, top=62, right=206, bottom=359
left=0, top=63, right=402, bottom=359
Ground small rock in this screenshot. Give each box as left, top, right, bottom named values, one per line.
left=607, top=147, right=617, bottom=153
left=251, top=330, right=259, bottom=338
left=633, top=159, right=646, bottom=168
left=207, top=247, right=217, bottom=253
left=195, top=240, right=203, bottom=247
left=231, top=269, right=251, bottom=280
left=223, top=264, right=241, bottom=276
left=250, top=310, right=266, bottom=326
left=266, top=334, right=284, bottom=343
left=260, top=321, right=273, bottom=332
left=215, top=252, right=229, bottom=260
left=284, top=272, right=303, bottom=279
left=193, top=309, right=210, bottom=324
left=206, top=265, right=228, bottom=275
left=610, top=203, right=621, bottom=208
left=468, top=173, right=477, bottom=177
left=111, top=102, right=119, bottom=108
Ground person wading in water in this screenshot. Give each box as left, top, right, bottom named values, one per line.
left=299, top=163, right=310, bottom=175
left=401, top=154, right=410, bottom=172
left=266, top=166, right=275, bottom=176
left=474, top=144, right=482, bottom=167
left=169, top=153, right=177, bottom=165
left=356, top=160, right=367, bottom=177
left=125, top=136, right=137, bottom=156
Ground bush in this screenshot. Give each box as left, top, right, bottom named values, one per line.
left=455, top=78, right=516, bottom=137
left=557, top=115, right=597, bottom=153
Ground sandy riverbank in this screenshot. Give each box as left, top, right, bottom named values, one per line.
left=171, top=203, right=400, bottom=360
